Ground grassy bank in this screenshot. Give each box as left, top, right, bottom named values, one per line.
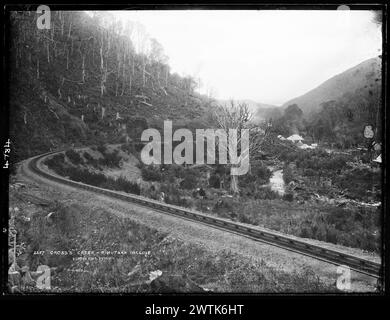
left=9, top=186, right=337, bottom=293
left=43, top=146, right=381, bottom=253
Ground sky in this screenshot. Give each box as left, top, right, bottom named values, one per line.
left=107, top=10, right=382, bottom=106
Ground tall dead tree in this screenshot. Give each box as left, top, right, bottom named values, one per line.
left=213, top=101, right=267, bottom=195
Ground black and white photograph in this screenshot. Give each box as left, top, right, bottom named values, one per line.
left=2, top=4, right=386, bottom=296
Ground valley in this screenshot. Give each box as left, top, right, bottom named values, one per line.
left=6, top=9, right=383, bottom=294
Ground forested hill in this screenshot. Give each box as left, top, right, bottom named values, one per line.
left=9, top=11, right=215, bottom=160
left=258, top=56, right=382, bottom=147
left=281, top=57, right=382, bottom=117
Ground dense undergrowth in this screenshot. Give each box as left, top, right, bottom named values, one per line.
left=45, top=151, right=140, bottom=195
left=9, top=195, right=337, bottom=293
left=44, top=145, right=381, bottom=253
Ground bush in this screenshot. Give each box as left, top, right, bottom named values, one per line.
left=46, top=153, right=65, bottom=166
left=65, top=149, right=83, bottom=165
left=140, top=165, right=163, bottom=181
left=170, top=165, right=187, bottom=179
left=121, top=142, right=145, bottom=154
left=166, top=195, right=191, bottom=208
left=134, top=142, right=146, bottom=152
left=214, top=164, right=230, bottom=176
left=304, top=168, right=317, bottom=176
left=180, top=172, right=198, bottom=190
left=83, top=152, right=94, bottom=162
left=114, top=176, right=140, bottom=195
left=120, top=143, right=134, bottom=154
left=310, top=148, right=330, bottom=158
left=97, top=144, right=106, bottom=155
left=209, top=174, right=221, bottom=188
left=213, top=198, right=235, bottom=215
left=68, top=168, right=107, bottom=186
left=46, top=159, right=140, bottom=196
left=283, top=193, right=294, bottom=202
left=293, top=206, right=380, bottom=252
left=297, top=154, right=348, bottom=171
left=159, top=184, right=191, bottom=208
left=99, top=150, right=121, bottom=167
left=45, top=154, right=67, bottom=175
left=334, top=167, right=381, bottom=200
left=257, top=187, right=280, bottom=200
left=237, top=211, right=255, bottom=224
left=252, top=165, right=272, bottom=184
left=283, top=166, right=294, bottom=184
left=280, top=150, right=304, bottom=163
left=240, top=165, right=272, bottom=189
left=83, top=152, right=99, bottom=167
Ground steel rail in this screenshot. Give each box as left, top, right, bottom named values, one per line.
left=24, top=150, right=382, bottom=279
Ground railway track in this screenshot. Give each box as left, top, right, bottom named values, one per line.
left=24, top=150, right=382, bottom=279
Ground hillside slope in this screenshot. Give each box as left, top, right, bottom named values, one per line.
left=9, top=11, right=214, bottom=162
left=281, top=57, right=382, bottom=117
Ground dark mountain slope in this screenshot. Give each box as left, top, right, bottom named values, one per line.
left=281, top=57, right=382, bottom=117
left=9, top=11, right=214, bottom=161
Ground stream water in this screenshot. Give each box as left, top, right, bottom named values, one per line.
left=269, top=169, right=285, bottom=196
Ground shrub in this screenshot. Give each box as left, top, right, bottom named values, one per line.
left=359, top=152, right=372, bottom=164
left=310, top=148, right=330, bottom=158
left=114, top=176, right=140, bottom=195
left=67, top=168, right=107, bottom=186
left=180, top=174, right=198, bottom=190
left=283, top=166, right=294, bottom=184
left=170, top=165, right=187, bottom=179
left=99, top=149, right=121, bottom=167
left=214, top=164, right=230, bottom=176
left=83, top=152, right=94, bottom=162
left=120, top=143, right=134, bottom=154
left=46, top=153, right=65, bottom=166
left=280, top=150, right=305, bottom=163
left=99, top=179, right=119, bottom=191
left=297, top=154, right=348, bottom=171
left=166, top=195, right=191, bottom=208
left=257, top=187, right=280, bottom=200
left=252, top=165, right=272, bottom=184
left=159, top=184, right=191, bottom=208
left=65, top=149, right=83, bottom=165
left=240, top=165, right=272, bottom=189
left=283, top=193, right=294, bottom=202
left=237, top=211, right=255, bottom=224
left=334, top=167, right=381, bottom=200
left=209, top=174, right=221, bottom=188
left=213, top=198, right=234, bottom=212
left=134, top=142, right=146, bottom=152
left=50, top=162, right=141, bottom=196
left=45, top=154, right=67, bottom=174
left=304, top=168, right=317, bottom=176
left=140, top=165, right=163, bottom=181
left=97, top=144, right=106, bottom=155
left=83, top=152, right=99, bottom=167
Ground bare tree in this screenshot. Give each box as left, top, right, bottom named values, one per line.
left=213, top=101, right=269, bottom=194
left=97, top=26, right=114, bottom=96
left=134, top=22, right=149, bottom=87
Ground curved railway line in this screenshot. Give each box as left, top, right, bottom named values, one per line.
left=23, top=150, right=382, bottom=280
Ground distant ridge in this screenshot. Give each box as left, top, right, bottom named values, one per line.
left=281, top=56, right=382, bottom=117
left=217, top=99, right=278, bottom=115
